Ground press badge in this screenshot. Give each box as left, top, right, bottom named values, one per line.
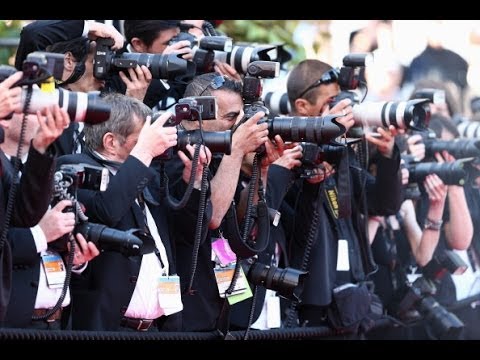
left=212, top=236, right=237, bottom=266
left=214, top=263, right=248, bottom=298
left=41, top=250, right=66, bottom=289
left=336, top=239, right=350, bottom=271
left=157, top=275, right=183, bottom=316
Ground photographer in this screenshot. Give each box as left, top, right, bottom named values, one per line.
left=284, top=59, right=402, bottom=335
left=107, top=20, right=194, bottom=111
left=367, top=156, right=448, bottom=339
left=57, top=93, right=210, bottom=332
left=163, top=72, right=269, bottom=332
left=421, top=114, right=478, bottom=338
left=0, top=100, right=79, bottom=321
left=14, top=20, right=150, bottom=155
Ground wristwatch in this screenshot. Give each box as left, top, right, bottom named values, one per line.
left=424, top=218, right=443, bottom=231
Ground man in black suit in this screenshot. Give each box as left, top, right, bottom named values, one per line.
left=0, top=90, right=83, bottom=321
left=57, top=93, right=211, bottom=331
left=0, top=106, right=99, bottom=330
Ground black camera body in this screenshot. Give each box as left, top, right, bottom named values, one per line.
left=0, top=51, right=65, bottom=87
left=155, top=96, right=232, bottom=160
left=1, top=52, right=111, bottom=124
left=94, top=37, right=195, bottom=81
left=394, top=250, right=466, bottom=339
left=297, top=142, right=345, bottom=178
left=50, top=163, right=154, bottom=257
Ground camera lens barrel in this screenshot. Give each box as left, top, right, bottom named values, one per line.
left=22, top=88, right=111, bottom=124
left=75, top=222, right=144, bottom=256
left=262, top=91, right=291, bottom=116
left=268, top=115, right=345, bottom=145
left=408, top=161, right=467, bottom=186
left=352, top=99, right=430, bottom=130
left=177, top=129, right=232, bottom=155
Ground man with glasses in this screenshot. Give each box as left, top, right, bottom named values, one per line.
left=284, top=59, right=403, bottom=335
left=164, top=72, right=269, bottom=331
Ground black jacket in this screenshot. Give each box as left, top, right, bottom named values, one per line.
left=289, top=145, right=402, bottom=307
left=56, top=152, right=205, bottom=331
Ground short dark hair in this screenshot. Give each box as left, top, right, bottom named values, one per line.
left=123, top=20, right=180, bottom=47
left=184, top=72, right=242, bottom=97
left=46, top=37, right=90, bottom=62
left=287, top=59, right=333, bottom=108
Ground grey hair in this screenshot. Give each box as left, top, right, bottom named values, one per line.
left=84, top=92, right=152, bottom=151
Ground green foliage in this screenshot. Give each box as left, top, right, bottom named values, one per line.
left=0, top=20, right=23, bottom=66
left=218, top=20, right=304, bottom=70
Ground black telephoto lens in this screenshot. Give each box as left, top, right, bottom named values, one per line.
left=417, top=296, right=464, bottom=340
left=408, top=161, right=467, bottom=186
left=244, top=260, right=307, bottom=301
left=268, top=115, right=345, bottom=145
left=424, top=138, right=480, bottom=159
left=177, top=129, right=232, bottom=155
left=75, top=222, right=154, bottom=256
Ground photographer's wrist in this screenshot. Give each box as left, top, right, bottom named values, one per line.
left=424, top=217, right=443, bottom=231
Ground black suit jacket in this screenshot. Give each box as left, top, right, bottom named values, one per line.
left=0, top=146, right=55, bottom=322
left=57, top=152, right=204, bottom=331
left=1, top=145, right=56, bottom=229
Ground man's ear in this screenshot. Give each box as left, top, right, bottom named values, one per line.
left=130, top=37, right=147, bottom=53
left=102, top=132, right=116, bottom=155
left=294, top=98, right=310, bottom=116
left=64, top=52, right=76, bottom=72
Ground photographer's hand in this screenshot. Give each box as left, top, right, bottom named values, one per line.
left=130, top=114, right=178, bottom=166
left=163, top=40, right=194, bottom=61
left=306, top=161, right=335, bottom=184
left=32, top=105, right=70, bottom=154
left=87, top=21, right=124, bottom=50
left=70, top=233, right=100, bottom=266
left=231, top=111, right=269, bottom=157
left=324, top=98, right=354, bottom=131
left=214, top=61, right=242, bottom=82
left=365, top=125, right=402, bottom=159
left=0, top=71, right=23, bottom=119
left=38, top=200, right=76, bottom=242
left=120, top=65, right=152, bottom=102
left=178, top=143, right=212, bottom=189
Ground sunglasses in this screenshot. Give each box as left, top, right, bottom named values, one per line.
left=199, top=75, right=227, bottom=96
left=297, top=68, right=339, bottom=99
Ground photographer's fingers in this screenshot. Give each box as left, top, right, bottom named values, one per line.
left=52, top=199, right=74, bottom=212
left=150, top=112, right=173, bottom=128
left=88, top=21, right=124, bottom=50
left=0, top=71, right=23, bottom=90
left=74, top=233, right=100, bottom=264
left=213, top=61, right=242, bottom=82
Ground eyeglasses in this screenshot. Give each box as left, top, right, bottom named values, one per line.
left=199, top=75, right=226, bottom=96
left=296, top=68, right=339, bottom=99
